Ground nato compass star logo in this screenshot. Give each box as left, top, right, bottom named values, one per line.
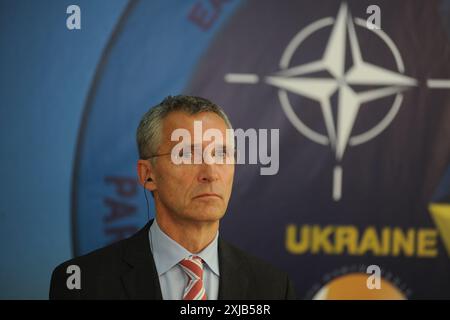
left=224, top=2, right=450, bottom=201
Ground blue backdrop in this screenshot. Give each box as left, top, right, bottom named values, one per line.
left=0, top=0, right=128, bottom=299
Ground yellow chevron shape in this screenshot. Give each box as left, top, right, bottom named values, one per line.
left=429, top=203, right=450, bottom=256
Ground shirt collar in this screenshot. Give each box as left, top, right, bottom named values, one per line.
left=149, top=219, right=220, bottom=277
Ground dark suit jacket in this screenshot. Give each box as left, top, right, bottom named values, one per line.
left=49, top=220, right=296, bottom=299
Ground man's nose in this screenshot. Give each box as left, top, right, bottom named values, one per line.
left=198, top=163, right=219, bottom=183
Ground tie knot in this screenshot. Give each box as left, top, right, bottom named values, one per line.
left=179, top=256, right=204, bottom=280
left=179, top=256, right=207, bottom=300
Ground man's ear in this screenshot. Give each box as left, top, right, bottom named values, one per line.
left=137, top=159, right=156, bottom=191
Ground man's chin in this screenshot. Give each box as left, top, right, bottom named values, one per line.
left=183, top=207, right=226, bottom=223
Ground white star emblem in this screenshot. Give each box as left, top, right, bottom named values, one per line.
left=225, top=2, right=450, bottom=201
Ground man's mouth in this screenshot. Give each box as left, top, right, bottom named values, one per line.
left=193, top=193, right=222, bottom=200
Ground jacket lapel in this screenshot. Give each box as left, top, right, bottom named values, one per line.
left=218, top=238, right=249, bottom=300
left=119, top=220, right=248, bottom=300
left=120, top=220, right=163, bottom=300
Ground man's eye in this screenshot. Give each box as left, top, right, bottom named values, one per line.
left=213, top=147, right=231, bottom=160
left=215, top=149, right=226, bottom=158
left=179, top=150, right=192, bottom=158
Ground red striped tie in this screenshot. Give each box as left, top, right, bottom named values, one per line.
left=179, top=256, right=207, bottom=300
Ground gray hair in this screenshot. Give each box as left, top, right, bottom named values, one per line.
left=136, top=95, right=233, bottom=160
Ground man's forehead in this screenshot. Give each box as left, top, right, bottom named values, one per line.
left=162, top=111, right=228, bottom=132
left=158, top=111, right=233, bottom=150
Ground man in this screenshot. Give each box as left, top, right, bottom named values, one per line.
left=50, top=95, right=295, bottom=300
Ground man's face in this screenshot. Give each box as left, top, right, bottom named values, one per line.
left=152, top=111, right=235, bottom=223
